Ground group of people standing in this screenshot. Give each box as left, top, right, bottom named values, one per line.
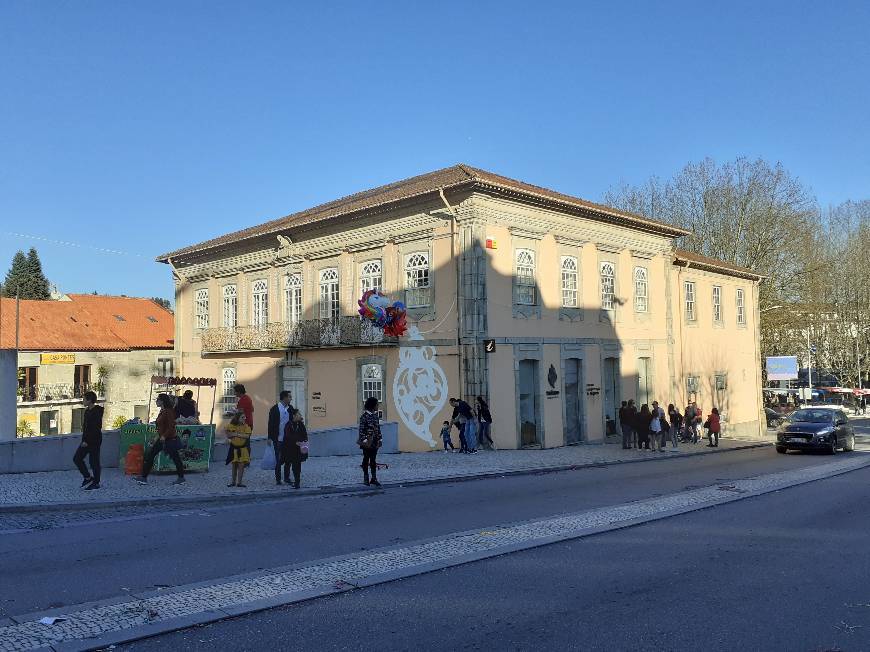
left=442, top=396, right=495, bottom=453
left=619, top=399, right=721, bottom=451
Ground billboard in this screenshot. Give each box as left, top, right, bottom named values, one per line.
left=766, top=356, right=799, bottom=381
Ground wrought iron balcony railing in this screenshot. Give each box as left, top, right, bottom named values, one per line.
left=200, top=317, right=397, bottom=353
left=17, top=382, right=103, bottom=403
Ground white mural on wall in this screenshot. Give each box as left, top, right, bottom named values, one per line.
left=392, top=325, right=448, bottom=447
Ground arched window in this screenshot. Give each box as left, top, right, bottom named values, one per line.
left=634, top=266, right=648, bottom=313
left=222, top=368, right=236, bottom=412
left=194, top=288, right=209, bottom=329
left=222, top=285, right=237, bottom=328
left=404, top=253, right=431, bottom=308
left=360, top=260, right=382, bottom=294
left=251, top=279, right=268, bottom=328
left=285, top=274, right=302, bottom=325
left=514, top=249, right=536, bottom=305
left=600, top=262, right=615, bottom=311
left=560, top=256, right=578, bottom=308
left=319, top=268, right=339, bottom=320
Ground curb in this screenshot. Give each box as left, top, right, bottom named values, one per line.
left=0, top=441, right=772, bottom=515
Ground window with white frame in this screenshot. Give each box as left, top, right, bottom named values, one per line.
left=737, top=288, right=746, bottom=325
left=222, top=368, right=236, bottom=412
left=319, top=268, right=339, bottom=320
left=560, top=256, right=578, bottom=308
left=712, top=285, right=722, bottom=322
left=194, top=288, right=209, bottom=329
left=222, top=285, right=237, bottom=328
left=600, top=262, right=616, bottom=311
left=251, top=280, right=268, bottom=328
left=514, top=249, right=536, bottom=305
left=404, top=252, right=431, bottom=308
left=361, top=363, right=384, bottom=419
left=634, top=266, right=649, bottom=313
left=285, top=274, right=302, bottom=325
left=684, top=281, right=696, bottom=322
left=359, top=260, right=382, bottom=295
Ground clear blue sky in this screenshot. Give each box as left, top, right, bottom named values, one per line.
left=1, top=1, right=868, bottom=301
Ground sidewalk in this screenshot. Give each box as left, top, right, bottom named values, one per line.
left=0, top=437, right=770, bottom=511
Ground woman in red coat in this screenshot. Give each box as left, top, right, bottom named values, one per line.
left=706, top=407, right=721, bottom=447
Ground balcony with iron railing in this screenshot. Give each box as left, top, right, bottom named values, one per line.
left=17, top=382, right=105, bottom=404
left=200, top=317, right=398, bottom=353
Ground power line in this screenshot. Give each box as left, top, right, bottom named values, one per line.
left=1, top=231, right=152, bottom=259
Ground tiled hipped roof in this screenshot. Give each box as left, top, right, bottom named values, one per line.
left=157, top=164, right=692, bottom=262
left=0, top=295, right=174, bottom=352
left=672, top=249, right=764, bottom=280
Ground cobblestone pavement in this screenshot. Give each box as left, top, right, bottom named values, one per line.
left=1, top=453, right=868, bottom=652
left=0, top=438, right=767, bottom=510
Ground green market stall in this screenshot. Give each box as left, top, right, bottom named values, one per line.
left=119, top=376, right=218, bottom=474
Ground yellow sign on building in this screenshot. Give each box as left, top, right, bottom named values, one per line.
left=40, top=353, right=76, bottom=365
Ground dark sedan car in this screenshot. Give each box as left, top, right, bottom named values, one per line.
left=776, top=407, right=855, bottom=454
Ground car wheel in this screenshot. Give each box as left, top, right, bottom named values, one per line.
left=844, top=434, right=855, bottom=452
left=829, top=437, right=838, bottom=455
left=776, top=446, right=787, bottom=454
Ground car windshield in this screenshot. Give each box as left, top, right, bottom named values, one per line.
left=789, top=409, right=834, bottom=424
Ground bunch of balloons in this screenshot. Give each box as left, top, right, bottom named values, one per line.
left=357, top=289, right=408, bottom=337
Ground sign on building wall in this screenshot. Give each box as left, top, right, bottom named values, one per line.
left=40, top=353, right=76, bottom=365
left=766, top=356, right=798, bottom=381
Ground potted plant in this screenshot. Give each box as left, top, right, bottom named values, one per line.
left=16, top=386, right=24, bottom=403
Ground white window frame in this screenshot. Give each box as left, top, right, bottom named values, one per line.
left=712, top=285, right=722, bottom=322
left=514, top=249, right=537, bottom=306
left=222, top=285, right=237, bottom=329
left=285, top=274, right=302, bottom=325
left=404, top=252, right=431, bottom=308
left=560, top=256, right=578, bottom=308
left=359, top=260, right=382, bottom=295
left=634, top=266, right=648, bottom=313
left=361, top=363, right=384, bottom=420
left=600, top=262, right=616, bottom=311
left=194, top=288, right=209, bottom=329
left=684, top=281, right=697, bottom=322
left=222, top=368, right=236, bottom=413
left=737, top=288, right=746, bottom=326
left=251, top=279, right=269, bottom=328
left=319, top=268, right=340, bottom=320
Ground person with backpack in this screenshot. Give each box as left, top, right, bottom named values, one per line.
left=476, top=396, right=495, bottom=450
left=667, top=403, right=682, bottom=449
left=706, top=407, right=721, bottom=447
left=357, top=397, right=382, bottom=486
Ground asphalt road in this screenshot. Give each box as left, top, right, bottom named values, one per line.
left=125, top=460, right=870, bottom=652
left=0, top=444, right=859, bottom=621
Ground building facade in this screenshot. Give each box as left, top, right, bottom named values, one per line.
left=161, top=165, right=764, bottom=450
left=2, top=295, right=175, bottom=438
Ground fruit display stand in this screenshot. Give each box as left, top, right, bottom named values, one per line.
left=119, top=423, right=215, bottom=474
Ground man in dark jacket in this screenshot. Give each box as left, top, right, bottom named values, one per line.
left=449, top=397, right=475, bottom=453
left=267, top=390, right=294, bottom=485
left=73, top=391, right=103, bottom=490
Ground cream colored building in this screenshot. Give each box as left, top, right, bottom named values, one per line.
left=160, top=165, right=764, bottom=451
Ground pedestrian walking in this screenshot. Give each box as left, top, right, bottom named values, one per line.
left=267, top=390, right=294, bottom=485
left=281, top=409, right=308, bottom=489
left=619, top=401, right=632, bottom=449
left=638, top=404, right=652, bottom=449
left=225, top=412, right=252, bottom=487
left=440, top=420, right=456, bottom=451
left=476, top=396, right=495, bottom=450
left=667, top=403, right=682, bottom=449
left=357, top=396, right=382, bottom=486
left=684, top=403, right=697, bottom=444
left=450, top=397, right=476, bottom=453
left=73, top=390, right=103, bottom=490
left=649, top=401, right=664, bottom=451
left=692, top=401, right=703, bottom=443
left=627, top=400, right=638, bottom=448
left=706, top=408, right=721, bottom=447
left=134, top=393, right=185, bottom=485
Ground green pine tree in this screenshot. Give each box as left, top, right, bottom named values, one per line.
left=2, top=251, right=29, bottom=298
left=2, top=248, right=51, bottom=299
left=24, top=248, right=51, bottom=299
